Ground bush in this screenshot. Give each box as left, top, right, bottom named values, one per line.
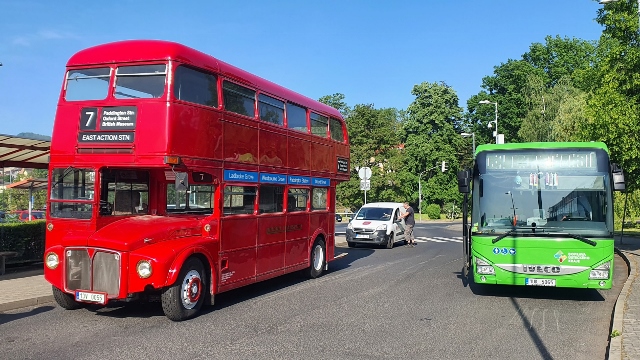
left=0, top=221, right=46, bottom=265
left=426, top=204, right=441, bottom=220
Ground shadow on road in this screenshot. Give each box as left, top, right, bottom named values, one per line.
left=0, top=305, right=54, bottom=326
left=87, top=246, right=375, bottom=320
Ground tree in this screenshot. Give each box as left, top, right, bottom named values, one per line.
left=336, top=104, right=408, bottom=210
left=318, top=93, right=351, bottom=118
left=582, top=0, right=640, bottom=190
left=402, top=81, right=463, bottom=207
left=518, top=75, right=588, bottom=142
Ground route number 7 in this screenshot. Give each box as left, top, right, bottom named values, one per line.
left=80, top=108, right=98, bottom=130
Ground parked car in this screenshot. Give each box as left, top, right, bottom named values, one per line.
left=335, top=213, right=343, bottom=222
left=346, top=202, right=407, bottom=249
left=16, top=210, right=45, bottom=221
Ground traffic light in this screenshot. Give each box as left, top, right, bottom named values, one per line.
left=441, top=161, right=447, bottom=172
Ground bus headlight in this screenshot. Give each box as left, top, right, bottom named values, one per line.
left=45, top=252, right=59, bottom=270
left=589, top=261, right=610, bottom=280
left=476, top=257, right=495, bottom=275
left=136, top=260, right=152, bottom=279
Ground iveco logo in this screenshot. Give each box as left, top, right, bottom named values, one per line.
left=523, top=265, right=561, bottom=274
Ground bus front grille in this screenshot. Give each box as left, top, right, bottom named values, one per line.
left=65, top=249, right=121, bottom=297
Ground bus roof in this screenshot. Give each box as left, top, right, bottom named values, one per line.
left=66, top=40, right=343, bottom=119
left=475, top=142, right=609, bottom=155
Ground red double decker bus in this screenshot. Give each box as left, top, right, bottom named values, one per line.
left=43, top=40, right=350, bottom=321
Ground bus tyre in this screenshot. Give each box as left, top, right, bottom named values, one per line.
left=161, top=258, right=206, bottom=321
left=52, top=286, right=83, bottom=310
left=386, top=233, right=395, bottom=249
left=306, top=239, right=326, bottom=279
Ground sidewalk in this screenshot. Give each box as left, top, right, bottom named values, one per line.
left=1, top=235, right=638, bottom=360
left=0, top=264, right=52, bottom=312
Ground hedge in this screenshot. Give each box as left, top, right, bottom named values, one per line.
left=0, top=221, right=46, bottom=265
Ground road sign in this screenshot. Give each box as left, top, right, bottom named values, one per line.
left=358, top=167, right=372, bottom=180
left=360, top=180, right=370, bottom=190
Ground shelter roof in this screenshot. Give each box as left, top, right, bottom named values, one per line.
left=0, top=134, right=50, bottom=169
left=5, top=178, right=48, bottom=190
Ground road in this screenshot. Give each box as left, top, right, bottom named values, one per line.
left=0, top=222, right=625, bottom=360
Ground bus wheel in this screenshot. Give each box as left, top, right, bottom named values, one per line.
left=161, top=258, right=206, bottom=321
left=52, top=286, right=83, bottom=310
left=386, top=233, right=395, bottom=249
left=306, top=239, right=326, bottom=279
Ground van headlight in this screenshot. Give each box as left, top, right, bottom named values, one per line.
left=136, top=260, right=152, bottom=279
left=376, top=224, right=387, bottom=231
left=347, top=222, right=353, bottom=230
left=589, top=261, right=610, bottom=280
left=476, top=257, right=495, bottom=275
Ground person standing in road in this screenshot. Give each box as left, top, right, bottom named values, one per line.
left=400, top=202, right=416, bottom=247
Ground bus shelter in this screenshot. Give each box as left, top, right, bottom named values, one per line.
left=5, top=178, right=48, bottom=220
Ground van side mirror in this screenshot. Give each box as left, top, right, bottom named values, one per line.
left=457, top=169, right=471, bottom=194
left=611, top=163, right=625, bottom=192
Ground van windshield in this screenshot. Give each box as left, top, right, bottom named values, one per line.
left=355, top=207, right=393, bottom=221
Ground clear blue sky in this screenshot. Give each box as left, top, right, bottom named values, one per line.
left=0, top=0, right=605, bottom=137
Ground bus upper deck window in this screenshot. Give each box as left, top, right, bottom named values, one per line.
left=65, top=67, right=111, bottom=101
left=115, top=64, right=167, bottom=99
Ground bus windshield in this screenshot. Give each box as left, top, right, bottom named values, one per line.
left=49, top=167, right=95, bottom=219
left=474, top=148, right=613, bottom=236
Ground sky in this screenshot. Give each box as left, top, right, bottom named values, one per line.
left=0, top=0, right=607, bottom=138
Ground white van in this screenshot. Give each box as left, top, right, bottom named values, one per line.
left=345, top=202, right=407, bottom=249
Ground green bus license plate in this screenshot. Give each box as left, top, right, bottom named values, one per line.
left=525, top=278, right=556, bottom=286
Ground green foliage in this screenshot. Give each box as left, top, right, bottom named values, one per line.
left=318, top=93, right=351, bottom=118
left=425, top=204, right=441, bottom=220
left=403, top=82, right=464, bottom=208
left=0, top=221, right=46, bottom=264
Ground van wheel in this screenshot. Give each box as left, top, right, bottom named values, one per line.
left=386, top=233, right=395, bottom=249
left=347, top=242, right=356, bottom=248
left=306, top=239, right=326, bottom=278
left=161, top=258, right=206, bottom=321
left=52, top=286, right=84, bottom=310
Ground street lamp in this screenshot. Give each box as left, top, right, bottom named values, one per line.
left=461, top=132, right=476, bottom=155
left=479, top=100, right=499, bottom=143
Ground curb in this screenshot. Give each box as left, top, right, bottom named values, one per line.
left=608, top=247, right=636, bottom=360
left=0, top=295, right=54, bottom=312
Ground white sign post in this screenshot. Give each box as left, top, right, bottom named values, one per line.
left=358, top=167, right=372, bottom=204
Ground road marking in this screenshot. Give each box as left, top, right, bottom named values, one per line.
left=414, top=236, right=462, bottom=243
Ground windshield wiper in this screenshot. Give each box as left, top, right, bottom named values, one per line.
left=550, top=233, right=597, bottom=247
left=492, top=228, right=517, bottom=244
left=51, top=166, right=76, bottom=189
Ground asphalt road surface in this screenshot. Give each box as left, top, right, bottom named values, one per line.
left=0, top=222, right=625, bottom=360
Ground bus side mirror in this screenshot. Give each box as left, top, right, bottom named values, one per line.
left=611, top=163, right=625, bottom=192
left=175, top=172, right=189, bottom=191
left=457, top=169, right=471, bottom=194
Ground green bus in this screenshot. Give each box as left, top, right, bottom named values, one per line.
left=457, top=142, right=625, bottom=289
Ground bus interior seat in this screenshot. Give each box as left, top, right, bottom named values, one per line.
left=114, top=190, right=140, bottom=215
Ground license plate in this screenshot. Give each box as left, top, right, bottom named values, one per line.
left=525, top=278, right=556, bottom=287
left=356, top=234, right=369, bottom=239
left=75, top=290, right=107, bottom=304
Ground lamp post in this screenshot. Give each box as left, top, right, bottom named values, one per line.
left=418, top=170, right=426, bottom=218
left=479, top=100, right=499, bottom=143
left=461, top=132, right=476, bottom=154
